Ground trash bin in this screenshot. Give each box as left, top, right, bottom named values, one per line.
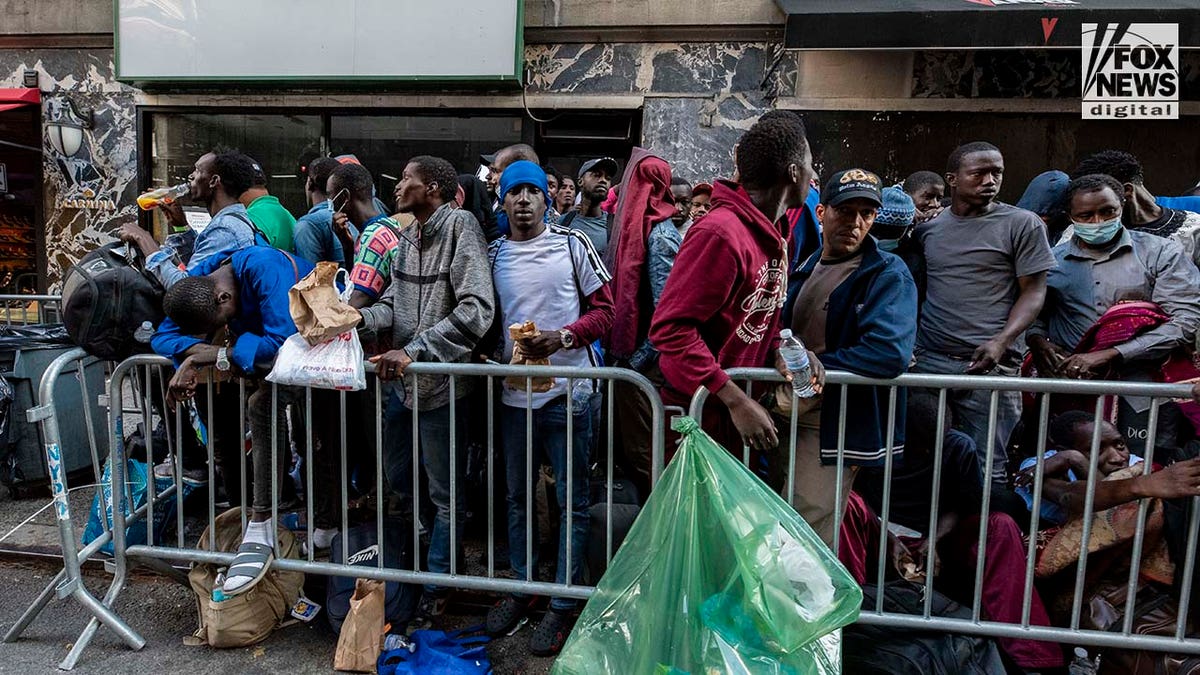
left=0, top=324, right=109, bottom=491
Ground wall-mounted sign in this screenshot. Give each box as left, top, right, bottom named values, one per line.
left=116, top=0, right=522, bottom=82
left=58, top=186, right=117, bottom=211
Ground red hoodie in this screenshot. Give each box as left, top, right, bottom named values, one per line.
left=649, top=180, right=789, bottom=408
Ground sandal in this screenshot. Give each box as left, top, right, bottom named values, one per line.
left=223, top=541, right=275, bottom=596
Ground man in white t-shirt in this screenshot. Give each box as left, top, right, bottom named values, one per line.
left=484, top=161, right=614, bottom=656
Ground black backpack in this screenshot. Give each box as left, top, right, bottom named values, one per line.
left=61, top=242, right=165, bottom=361
left=327, top=520, right=420, bottom=634
left=843, top=581, right=1008, bottom=675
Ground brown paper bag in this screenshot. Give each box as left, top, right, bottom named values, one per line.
left=506, top=321, right=555, bottom=393
left=333, top=578, right=386, bottom=673
left=290, top=261, right=362, bottom=346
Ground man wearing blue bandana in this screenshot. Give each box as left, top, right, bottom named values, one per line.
left=1029, top=174, right=1200, bottom=384
left=484, top=160, right=613, bottom=656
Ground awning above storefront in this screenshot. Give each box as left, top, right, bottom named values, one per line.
left=0, top=88, right=40, bottom=113
left=775, top=0, right=1200, bottom=50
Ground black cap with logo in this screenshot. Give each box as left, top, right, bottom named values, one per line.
left=821, top=168, right=883, bottom=207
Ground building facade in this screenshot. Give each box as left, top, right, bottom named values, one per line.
left=1, top=0, right=1197, bottom=290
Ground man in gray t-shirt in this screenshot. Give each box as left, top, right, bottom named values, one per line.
left=559, top=156, right=618, bottom=256
left=911, top=142, right=1056, bottom=485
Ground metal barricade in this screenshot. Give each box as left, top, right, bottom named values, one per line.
left=0, top=294, right=62, bottom=326
left=688, top=367, right=1200, bottom=657
left=59, top=356, right=665, bottom=668
left=3, top=348, right=145, bottom=670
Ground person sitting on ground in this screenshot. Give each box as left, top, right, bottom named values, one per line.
left=902, top=170, right=945, bottom=224
left=847, top=398, right=1064, bottom=672
left=1015, top=169, right=1071, bottom=243
left=152, top=245, right=313, bottom=596
left=560, top=158, right=619, bottom=257
left=1014, top=411, right=1144, bottom=527
left=360, top=155, right=495, bottom=623
left=240, top=158, right=297, bottom=252
left=327, top=162, right=401, bottom=310
left=484, top=160, right=614, bottom=656
left=1064, top=150, right=1200, bottom=268
left=294, top=157, right=355, bottom=265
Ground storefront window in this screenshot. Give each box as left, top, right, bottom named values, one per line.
left=330, top=114, right=523, bottom=210
left=0, top=105, right=43, bottom=292
left=147, top=113, right=322, bottom=236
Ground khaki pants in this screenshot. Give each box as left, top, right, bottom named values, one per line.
left=785, top=406, right=858, bottom=547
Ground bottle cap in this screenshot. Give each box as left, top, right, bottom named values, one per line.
left=1074, top=647, right=1088, bottom=658
left=780, top=329, right=793, bottom=339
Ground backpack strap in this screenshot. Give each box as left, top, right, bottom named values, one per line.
left=230, top=211, right=273, bottom=247
left=278, top=250, right=301, bottom=283
left=558, top=210, right=577, bottom=229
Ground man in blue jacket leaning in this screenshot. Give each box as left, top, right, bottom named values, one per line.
left=781, top=168, right=919, bottom=546
left=152, top=246, right=312, bottom=596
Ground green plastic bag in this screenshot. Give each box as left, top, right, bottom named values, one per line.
left=553, top=417, right=861, bottom=674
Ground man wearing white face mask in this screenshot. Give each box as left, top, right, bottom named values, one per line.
left=1028, top=174, right=1200, bottom=383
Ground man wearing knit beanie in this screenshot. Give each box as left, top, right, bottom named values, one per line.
left=873, top=186, right=926, bottom=305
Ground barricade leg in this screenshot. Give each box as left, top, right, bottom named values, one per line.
left=3, top=349, right=146, bottom=671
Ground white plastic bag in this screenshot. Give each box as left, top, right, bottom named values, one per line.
left=266, top=330, right=366, bottom=391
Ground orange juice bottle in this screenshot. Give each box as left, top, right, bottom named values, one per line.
left=136, top=184, right=188, bottom=210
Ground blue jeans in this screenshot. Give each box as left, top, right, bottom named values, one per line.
left=911, top=349, right=1021, bottom=487
left=500, top=396, right=592, bottom=611
left=383, top=391, right=467, bottom=594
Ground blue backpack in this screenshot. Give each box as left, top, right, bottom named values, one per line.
left=377, top=625, right=492, bottom=675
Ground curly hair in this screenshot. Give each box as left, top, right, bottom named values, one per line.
left=163, top=276, right=221, bottom=336
left=328, top=162, right=375, bottom=201
left=946, top=142, right=1001, bottom=174
left=736, top=114, right=809, bottom=189
left=306, top=157, right=340, bottom=195
left=1049, top=410, right=1094, bottom=449
left=1064, top=173, right=1125, bottom=210
left=210, top=151, right=258, bottom=199
left=407, top=155, right=459, bottom=203
left=1072, top=150, right=1143, bottom=184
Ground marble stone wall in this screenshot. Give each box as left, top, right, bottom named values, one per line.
left=526, top=42, right=796, bottom=183
left=0, top=49, right=138, bottom=289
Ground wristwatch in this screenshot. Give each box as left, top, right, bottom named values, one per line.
left=215, top=347, right=231, bottom=372
left=559, top=329, right=576, bottom=350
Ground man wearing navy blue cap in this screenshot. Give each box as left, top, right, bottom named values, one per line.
left=782, top=168, right=918, bottom=544
left=484, top=160, right=613, bottom=655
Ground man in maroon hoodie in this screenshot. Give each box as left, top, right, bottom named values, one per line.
left=650, top=113, right=819, bottom=454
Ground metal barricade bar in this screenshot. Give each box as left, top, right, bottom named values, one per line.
left=687, top=367, right=1200, bottom=656
left=0, top=294, right=62, bottom=326
left=79, top=357, right=662, bottom=669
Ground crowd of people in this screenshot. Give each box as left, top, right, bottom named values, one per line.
left=115, top=110, right=1200, bottom=667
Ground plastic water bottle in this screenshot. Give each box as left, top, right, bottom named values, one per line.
left=382, top=633, right=415, bottom=653
left=1068, top=647, right=1098, bottom=675
left=778, top=329, right=817, bottom=398
left=133, top=321, right=154, bottom=343
left=136, top=183, right=188, bottom=210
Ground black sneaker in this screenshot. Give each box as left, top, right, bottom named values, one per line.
left=486, top=594, right=536, bottom=637
left=418, top=590, right=449, bottom=619
left=530, top=607, right=577, bottom=657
